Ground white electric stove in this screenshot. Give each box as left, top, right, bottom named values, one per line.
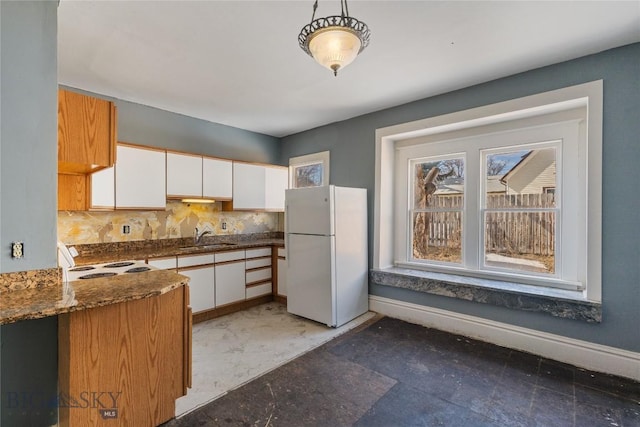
left=67, top=260, right=156, bottom=281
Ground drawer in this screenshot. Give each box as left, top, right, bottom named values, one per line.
left=246, top=282, right=272, bottom=299
left=277, top=247, right=286, bottom=258
left=147, top=256, right=177, bottom=270
left=246, top=247, right=271, bottom=259
left=178, top=254, right=215, bottom=268
left=215, top=250, right=245, bottom=263
left=245, top=257, right=271, bottom=269
left=246, top=267, right=271, bottom=284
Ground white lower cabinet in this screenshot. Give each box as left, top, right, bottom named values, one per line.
left=175, top=247, right=277, bottom=314
left=147, top=256, right=177, bottom=270
left=245, top=247, right=273, bottom=299
left=215, top=260, right=246, bottom=306
left=178, top=254, right=215, bottom=313
left=246, top=267, right=272, bottom=283
left=246, top=282, right=272, bottom=299
left=180, top=266, right=215, bottom=313
left=214, top=250, right=246, bottom=307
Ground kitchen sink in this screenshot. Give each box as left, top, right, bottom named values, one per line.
left=179, top=242, right=238, bottom=251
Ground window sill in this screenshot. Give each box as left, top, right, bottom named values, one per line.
left=369, top=267, right=601, bottom=323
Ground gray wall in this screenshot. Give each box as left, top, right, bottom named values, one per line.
left=1, top=1, right=59, bottom=426
left=60, top=86, right=283, bottom=165
left=1, top=2, right=58, bottom=271
left=281, top=42, right=640, bottom=353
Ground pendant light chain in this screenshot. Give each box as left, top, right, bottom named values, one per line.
left=311, top=0, right=318, bottom=22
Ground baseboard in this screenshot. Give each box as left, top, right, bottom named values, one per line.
left=369, top=295, right=640, bottom=381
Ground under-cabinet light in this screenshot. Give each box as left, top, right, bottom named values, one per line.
left=181, top=198, right=216, bottom=204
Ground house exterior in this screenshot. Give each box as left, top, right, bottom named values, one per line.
left=501, top=149, right=556, bottom=195
left=432, top=175, right=506, bottom=196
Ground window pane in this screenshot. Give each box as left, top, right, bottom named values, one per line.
left=484, top=211, right=555, bottom=274
left=294, top=163, right=323, bottom=188
left=486, top=148, right=556, bottom=207
left=412, top=211, right=462, bottom=263
left=414, top=157, right=464, bottom=209
left=483, top=146, right=557, bottom=275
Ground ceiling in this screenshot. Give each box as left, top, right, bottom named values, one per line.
left=57, top=1, right=640, bottom=138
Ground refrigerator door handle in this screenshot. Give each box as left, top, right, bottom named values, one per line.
left=285, top=233, right=289, bottom=268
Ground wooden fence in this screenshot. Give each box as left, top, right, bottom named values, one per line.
left=413, top=193, right=555, bottom=257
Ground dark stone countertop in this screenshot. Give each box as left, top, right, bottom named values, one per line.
left=1, top=234, right=284, bottom=325
left=1, top=269, right=188, bottom=325
left=73, top=238, right=284, bottom=265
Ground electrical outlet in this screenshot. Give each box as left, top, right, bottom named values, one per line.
left=221, top=222, right=227, bottom=230
left=123, top=225, right=131, bottom=234
left=11, top=242, right=24, bottom=259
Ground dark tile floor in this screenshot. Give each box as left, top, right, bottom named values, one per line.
left=165, top=316, right=640, bottom=427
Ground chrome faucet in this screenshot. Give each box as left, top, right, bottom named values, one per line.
left=194, top=227, right=212, bottom=245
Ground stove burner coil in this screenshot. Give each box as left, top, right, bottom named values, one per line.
left=103, top=261, right=135, bottom=268
left=125, top=266, right=152, bottom=273
left=78, top=272, right=118, bottom=280
left=69, top=266, right=96, bottom=272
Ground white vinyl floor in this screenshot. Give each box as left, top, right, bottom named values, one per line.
left=175, top=302, right=375, bottom=417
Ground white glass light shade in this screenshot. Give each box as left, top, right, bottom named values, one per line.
left=308, top=27, right=362, bottom=75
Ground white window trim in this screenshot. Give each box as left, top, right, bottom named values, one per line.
left=288, top=150, right=330, bottom=188
left=374, top=81, right=602, bottom=302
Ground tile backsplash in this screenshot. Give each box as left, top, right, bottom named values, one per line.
left=58, top=201, right=284, bottom=245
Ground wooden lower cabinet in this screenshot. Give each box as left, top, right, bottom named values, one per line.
left=58, top=285, right=191, bottom=426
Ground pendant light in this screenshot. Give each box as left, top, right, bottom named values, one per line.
left=298, top=0, right=371, bottom=76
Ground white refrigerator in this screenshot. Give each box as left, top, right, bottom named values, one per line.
left=285, top=185, right=368, bottom=327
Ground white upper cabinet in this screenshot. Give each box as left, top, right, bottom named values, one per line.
left=115, top=144, right=166, bottom=209
left=90, top=165, right=115, bottom=209
left=166, top=152, right=203, bottom=198
left=232, top=163, right=265, bottom=210
left=166, top=152, right=233, bottom=201
left=89, top=144, right=284, bottom=211
left=229, top=162, right=288, bottom=211
left=265, top=167, right=288, bottom=210
left=203, top=157, right=233, bottom=200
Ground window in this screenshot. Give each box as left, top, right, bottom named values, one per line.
left=397, top=118, right=579, bottom=289
left=410, top=155, right=465, bottom=265
left=289, top=151, right=330, bottom=188
left=376, top=81, right=602, bottom=302
left=481, top=144, right=558, bottom=276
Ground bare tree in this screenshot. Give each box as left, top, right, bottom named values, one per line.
left=437, top=159, right=464, bottom=180
left=487, top=157, right=507, bottom=176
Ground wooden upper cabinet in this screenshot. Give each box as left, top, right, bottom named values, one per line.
left=58, top=89, right=117, bottom=174
left=58, top=173, right=90, bottom=211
